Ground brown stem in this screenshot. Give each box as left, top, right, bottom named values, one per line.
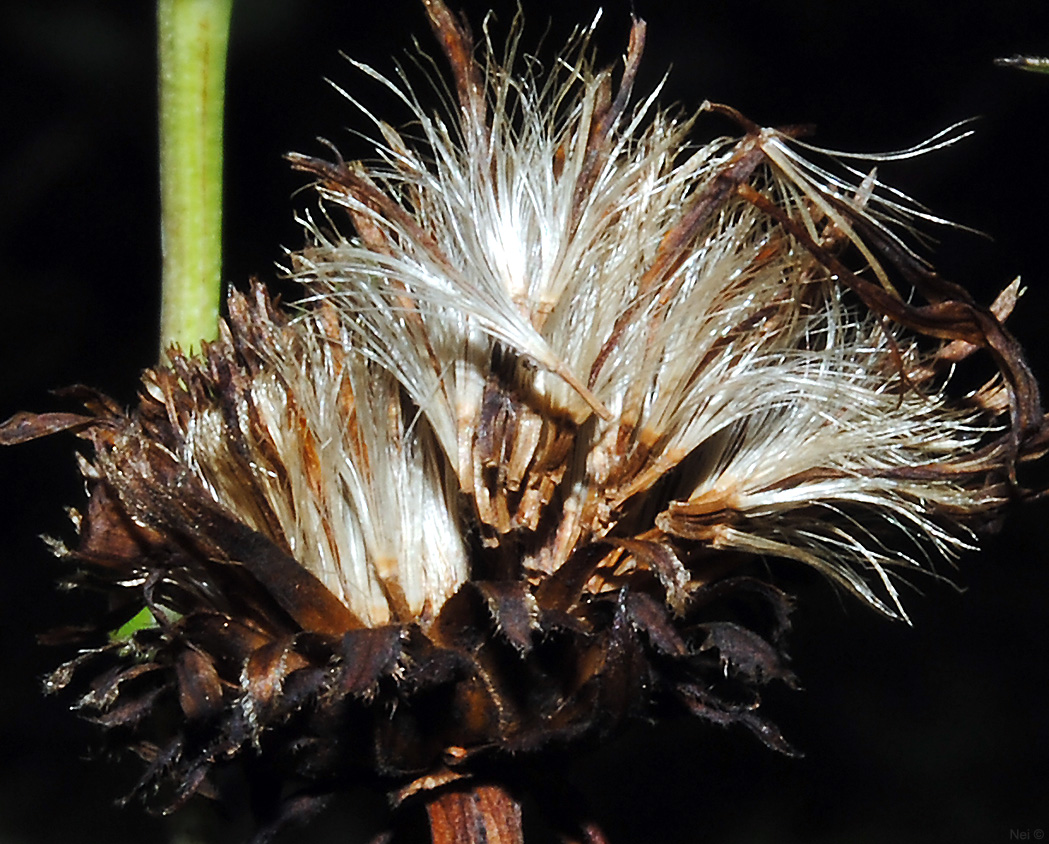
left=425, top=782, right=525, bottom=844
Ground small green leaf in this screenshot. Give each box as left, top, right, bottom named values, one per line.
left=110, top=607, right=157, bottom=642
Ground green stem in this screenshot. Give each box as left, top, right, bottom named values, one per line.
left=157, top=0, right=233, bottom=354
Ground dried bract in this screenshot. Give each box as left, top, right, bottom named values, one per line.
left=3, top=0, right=1045, bottom=839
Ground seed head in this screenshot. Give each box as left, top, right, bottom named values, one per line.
left=2, top=0, right=1045, bottom=839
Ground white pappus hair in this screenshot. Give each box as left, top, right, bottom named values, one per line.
left=270, top=0, right=1042, bottom=623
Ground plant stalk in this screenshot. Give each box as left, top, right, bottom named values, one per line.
left=157, top=0, right=232, bottom=354
left=425, top=783, right=525, bottom=844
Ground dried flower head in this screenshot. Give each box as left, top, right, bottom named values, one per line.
left=3, top=0, right=1046, bottom=840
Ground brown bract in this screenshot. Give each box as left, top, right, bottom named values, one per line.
left=3, top=284, right=798, bottom=840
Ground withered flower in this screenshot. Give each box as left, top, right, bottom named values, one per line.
left=3, top=1, right=1046, bottom=841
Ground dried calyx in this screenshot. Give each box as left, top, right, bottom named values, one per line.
left=2, top=0, right=1045, bottom=841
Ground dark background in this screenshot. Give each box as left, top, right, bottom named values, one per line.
left=2, top=1, right=1049, bottom=842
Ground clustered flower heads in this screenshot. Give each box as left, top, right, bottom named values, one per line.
left=4, top=0, right=1047, bottom=839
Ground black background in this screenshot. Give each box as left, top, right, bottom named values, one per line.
left=2, top=1, right=1048, bottom=842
